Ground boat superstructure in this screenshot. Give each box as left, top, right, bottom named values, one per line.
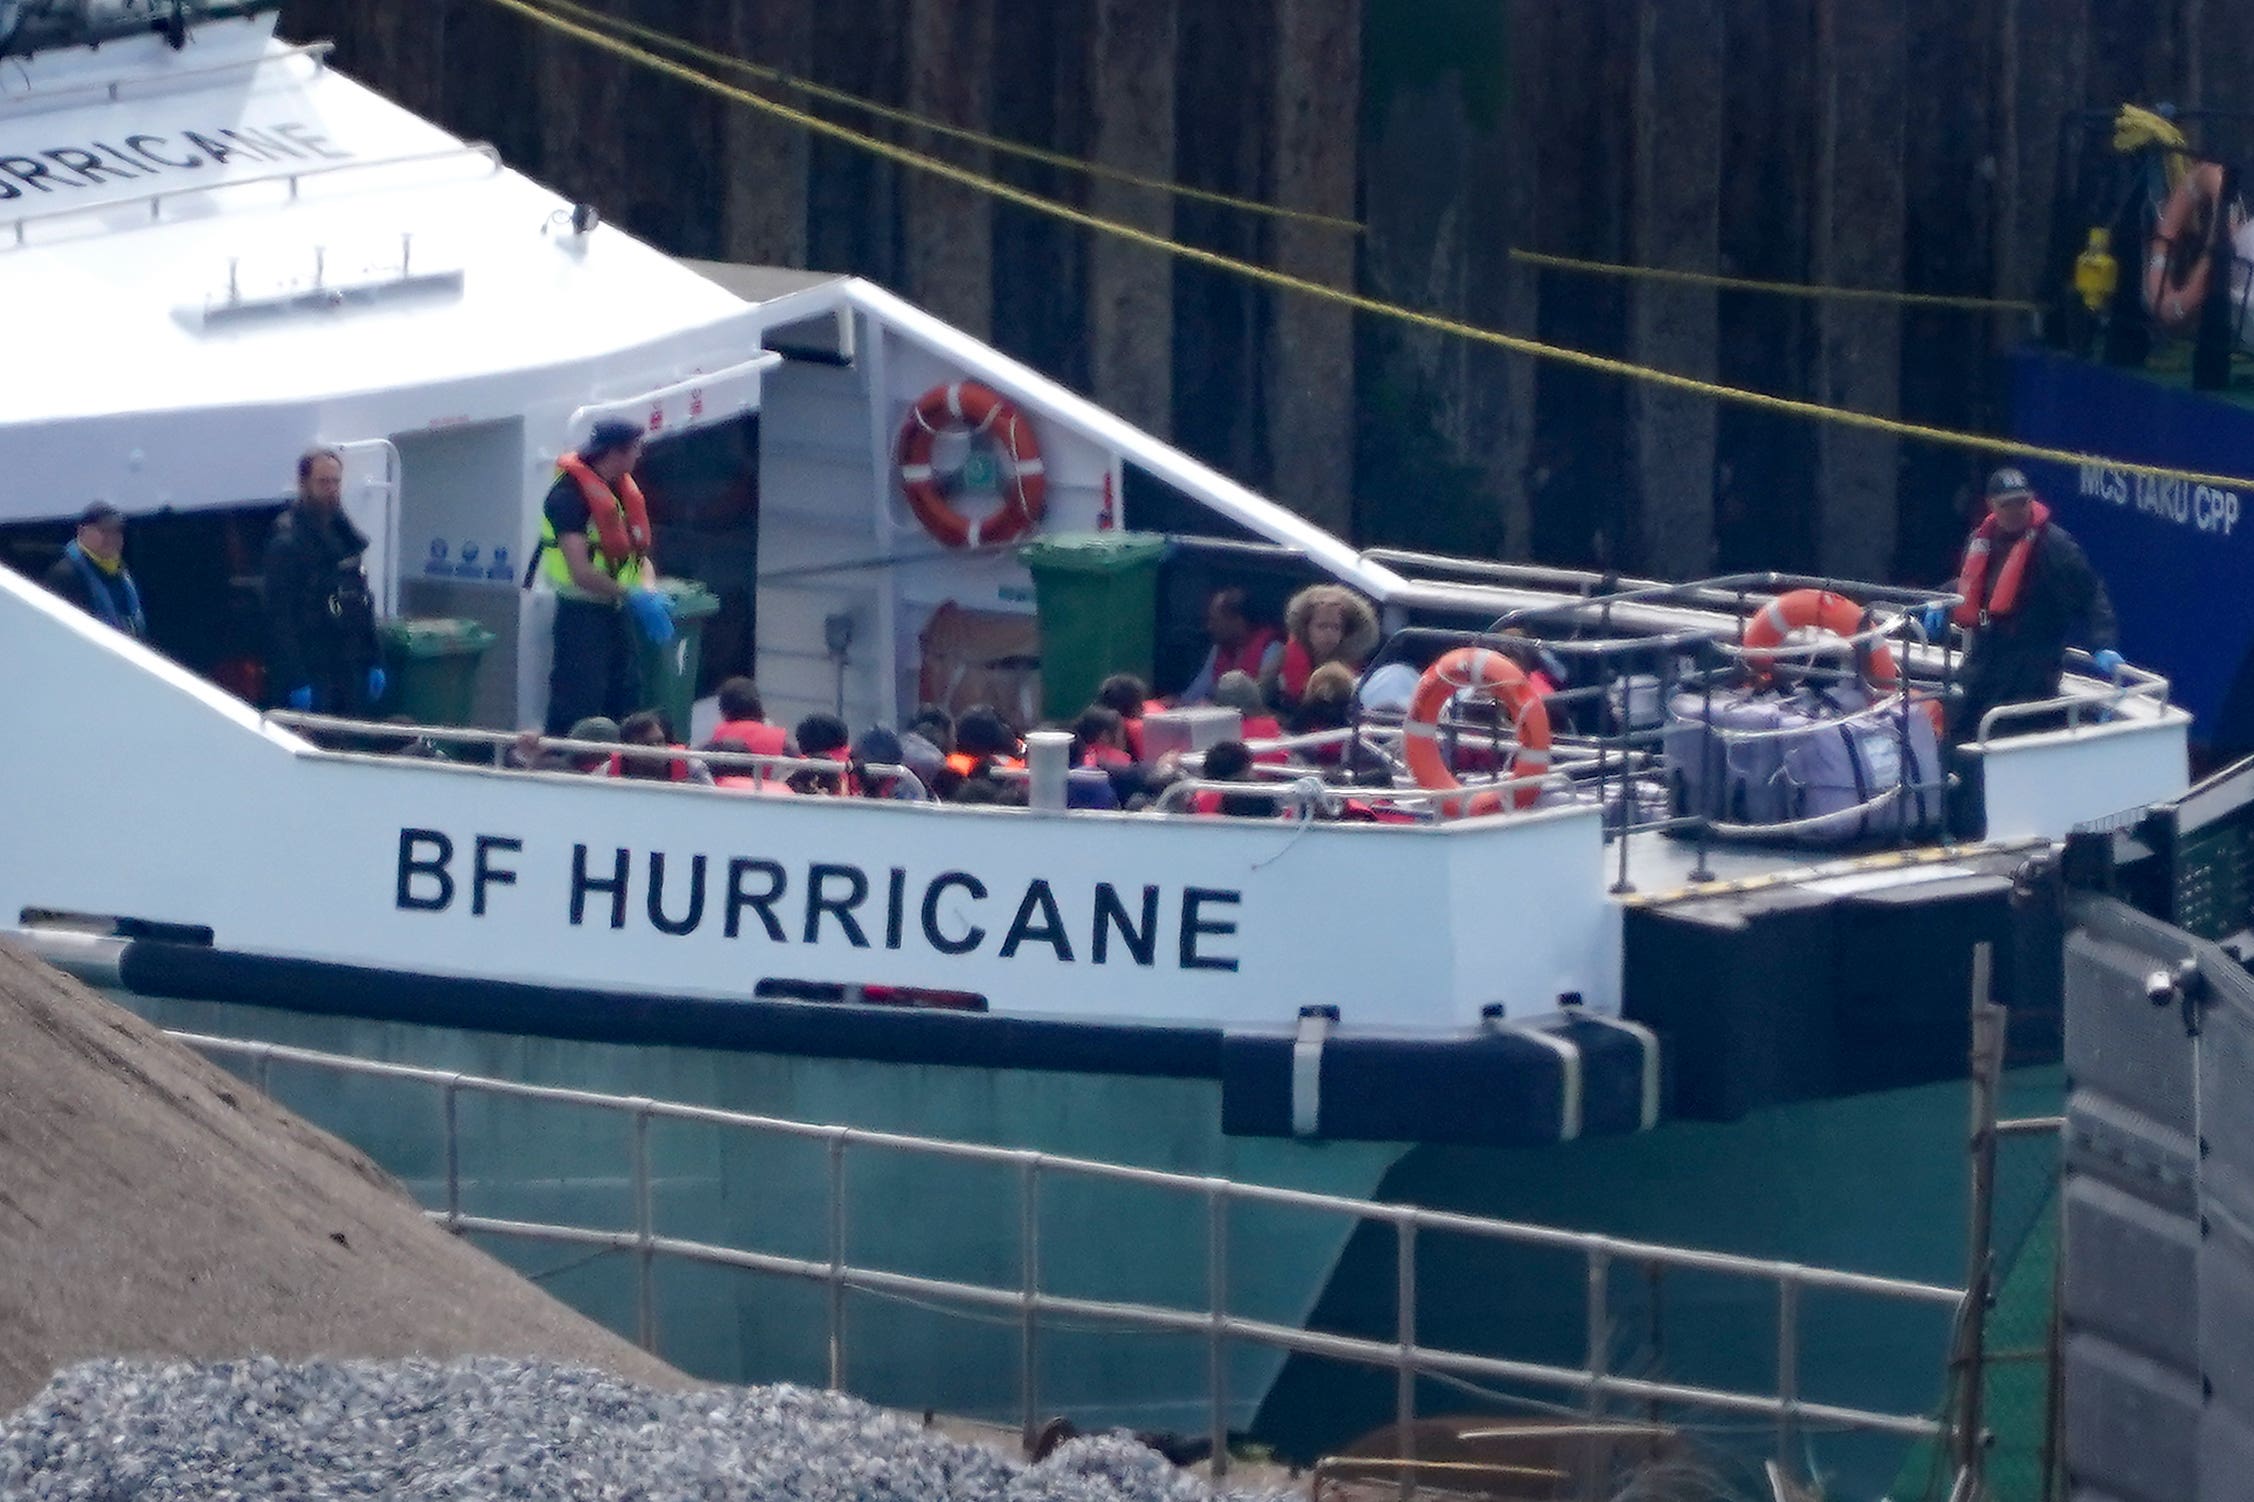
left=0, top=9, right=2198, bottom=1492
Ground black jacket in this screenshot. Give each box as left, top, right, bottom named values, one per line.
left=43, top=549, right=146, bottom=639
left=1960, top=521, right=2117, bottom=705
left=262, top=505, right=378, bottom=692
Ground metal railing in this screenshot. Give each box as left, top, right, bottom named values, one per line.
left=169, top=1030, right=1966, bottom=1490
left=1973, top=649, right=2171, bottom=746
left=264, top=710, right=934, bottom=800
left=0, top=38, right=331, bottom=113
left=5, top=142, right=505, bottom=249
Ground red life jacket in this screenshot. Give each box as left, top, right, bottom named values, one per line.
left=1082, top=744, right=1133, bottom=769
left=1276, top=640, right=1315, bottom=703
left=557, top=451, right=653, bottom=571
left=1953, top=499, right=2051, bottom=627
left=1241, top=714, right=1289, bottom=764
left=1212, top=625, right=1280, bottom=682
left=1190, top=789, right=1224, bottom=815
left=711, top=719, right=788, bottom=756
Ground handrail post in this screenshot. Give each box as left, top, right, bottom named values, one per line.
left=253, top=1043, right=272, bottom=1099
left=1395, top=1213, right=1417, bottom=1501
left=1020, top=1156, right=1042, bottom=1456
left=1775, top=1271, right=1802, bottom=1480
left=827, top=1133, right=847, bottom=1390
left=633, top=1101, right=655, bottom=1354
left=1583, top=1243, right=1611, bottom=1502
left=1208, top=1182, right=1230, bottom=1480
left=442, top=1076, right=461, bottom=1228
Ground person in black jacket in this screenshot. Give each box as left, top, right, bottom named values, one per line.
left=43, top=503, right=147, bottom=641
left=1929, top=466, right=2122, bottom=744
left=263, top=447, right=383, bottom=715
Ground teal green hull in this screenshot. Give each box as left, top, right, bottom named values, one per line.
left=110, top=992, right=1401, bottom=1432
left=112, top=989, right=2050, bottom=1496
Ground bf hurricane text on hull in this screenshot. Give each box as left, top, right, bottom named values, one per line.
left=395, top=829, right=1245, bottom=971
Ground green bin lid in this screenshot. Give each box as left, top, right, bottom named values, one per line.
left=651, top=577, right=723, bottom=618
left=378, top=617, right=498, bottom=656
left=1017, top=530, right=1171, bottom=573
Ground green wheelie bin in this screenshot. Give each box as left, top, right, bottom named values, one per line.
left=633, top=577, right=723, bottom=738
left=1018, top=531, right=1171, bottom=720
left=376, top=617, right=498, bottom=727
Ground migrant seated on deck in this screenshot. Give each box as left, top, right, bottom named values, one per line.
left=1177, top=588, right=1282, bottom=705
left=704, top=676, right=789, bottom=758
left=1267, top=583, right=1378, bottom=713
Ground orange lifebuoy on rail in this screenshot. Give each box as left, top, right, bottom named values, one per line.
left=1742, top=588, right=1899, bottom=691
left=895, top=380, right=1047, bottom=548
left=1402, top=647, right=1553, bottom=816
left=2145, top=162, right=2227, bottom=332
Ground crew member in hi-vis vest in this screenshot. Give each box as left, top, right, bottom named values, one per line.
left=530, top=418, right=676, bottom=735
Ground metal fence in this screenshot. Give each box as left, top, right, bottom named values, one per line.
left=170, top=1029, right=1967, bottom=1493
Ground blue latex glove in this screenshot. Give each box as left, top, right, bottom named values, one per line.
left=285, top=684, right=314, bottom=711
left=2092, top=648, right=2125, bottom=679
left=366, top=666, right=388, bottom=703
left=1919, top=604, right=1950, bottom=640
left=625, top=587, right=676, bottom=646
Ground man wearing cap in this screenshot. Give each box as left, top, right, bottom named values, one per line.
left=1925, top=466, right=2121, bottom=743
left=44, top=503, right=147, bottom=641
left=264, top=447, right=384, bottom=715
left=534, top=418, right=677, bottom=735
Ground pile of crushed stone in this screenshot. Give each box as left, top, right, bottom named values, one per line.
left=0, top=1358, right=1291, bottom=1501
left=0, top=942, right=675, bottom=1412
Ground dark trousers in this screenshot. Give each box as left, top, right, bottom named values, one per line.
left=310, top=671, right=375, bottom=719
left=547, top=598, right=641, bottom=735
left=1942, top=643, right=2067, bottom=840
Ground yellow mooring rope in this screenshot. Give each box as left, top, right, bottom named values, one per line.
left=486, top=0, right=2254, bottom=494
left=532, top=0, right=1364, bottom=233
left=1508, top=249, right=2042, bottom=315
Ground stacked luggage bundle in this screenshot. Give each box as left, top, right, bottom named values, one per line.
left=1662, top=680, right=1943, bottom=845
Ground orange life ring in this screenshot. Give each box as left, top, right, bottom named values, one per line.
left=1402, top=647, right=1553, bottom=815
left=2145, top=162, right=2226, bottom=332
left=895, top=381, right=1047, bottom=548
left=1742, top=588, right=1899, bottom=691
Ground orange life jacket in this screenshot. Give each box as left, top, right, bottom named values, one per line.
left=1953, top=499, right=2050, bottom=627
left=558, top=450, right=654, bottom=572
left=711, top=719, right=789, bottom=756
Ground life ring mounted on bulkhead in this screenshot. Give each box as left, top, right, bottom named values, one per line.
left=2145, top=161, right=2230, bottom=332
left=1741, top=588, right=1899, bottom=691
left=1401, top=647, right=1553, bottom=816
left=895, top=381, right=1048, bottom=548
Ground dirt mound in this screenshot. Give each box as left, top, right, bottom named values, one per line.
left=0, top=941, right=677, bottom=1415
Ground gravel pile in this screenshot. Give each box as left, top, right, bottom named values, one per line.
left=0, top=1357, right=1291, bottom=1502
left=0, top=943, right=674, bottom=1413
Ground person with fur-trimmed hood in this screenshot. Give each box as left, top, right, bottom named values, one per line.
left=1266, top=583, right=1379, bottom=713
